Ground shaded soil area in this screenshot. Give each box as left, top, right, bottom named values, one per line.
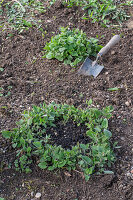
left=0, top=2, right=133, bottom=200
left=46, top=120, right=89, bottom=149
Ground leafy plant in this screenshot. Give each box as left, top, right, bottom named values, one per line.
left=43, top=27, right=102, bottom=67
left=63, top=0, right=132, bottom=25
left=0, top=0, right=47, bottom=32
left=2, top=101, right=116, bottom=181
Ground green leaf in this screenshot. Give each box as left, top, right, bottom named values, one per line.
left=94, top=126, right=101, bottom=132
left=104, top=170, right=114, bottom=174
left=38, top=162, right=47, bottom=169
left=46, top=52, right=54, bottom=59
left=84, top=174, right=90, bottom=181
left=84, top=166, right=94, bottom=175
left=86, top=130, right=96, bottom=141
left=78, top=160, right=84, bottom=166
left=33, top=141, right=42, bottom=148
left=20, top=137, right=25, bottom=146
left=27, top=118, right=32, bottom=125
left=108, top=87, right=119, bottom=91
left=58, top=161, right=66, bottom=168
left=86, top=99, right=92, bottom=106
left=102, top=118, right=108, bottom=129
left=114, top=146, right=122, bottom=149
left=27, top=146, right=31, bottom=153
left=80, top=144, right=89, bottom=151
left=67, top=36, right=74, bottom=43
left=59, top=47, right=66, bottom=52
left=25, top=167, right=32, bottom=173
left=82, top=156, right=92, bottom=164
left=2, top=131, right=11, bottom=139
left=104, top=129, right=112, bottom=138
left=48, top=166, right=55, bottom=170
left=12, top=143, right=17, bottom=148
left=0, top=68, right=4, bottom=71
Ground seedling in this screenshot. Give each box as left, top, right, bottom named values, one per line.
left=0, top=86, right=12, bottom=97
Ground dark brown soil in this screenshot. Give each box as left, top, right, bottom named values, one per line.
left=0, top=2, right=133, bottom=200
left=46, top=120, right=90, bottom=149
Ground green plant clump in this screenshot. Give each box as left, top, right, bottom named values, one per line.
left=2, top=101, right=117, bottom=181
left=43, top=27, right=102, bottom=67
left=63, top=0, right=132, bottom=25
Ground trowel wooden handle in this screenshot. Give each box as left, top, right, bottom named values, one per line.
left=98, top=35, right=120, bottom=56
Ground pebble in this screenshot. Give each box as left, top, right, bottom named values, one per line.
left=111, top=50, right=115, bottom=55
left=35, top=192, right=41, bottom=199
left=120, top=137, right=125, bottom=141
left=127, top=21, right=133, bottom=30
left=31, top=191, right=34, bottom=197
left=125, top=101, right=130, bottom=106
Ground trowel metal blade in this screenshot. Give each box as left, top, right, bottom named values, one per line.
left=78, top=58, right=104, bottom=78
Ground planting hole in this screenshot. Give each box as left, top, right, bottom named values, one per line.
left=46, top=120, right=91, bottom=149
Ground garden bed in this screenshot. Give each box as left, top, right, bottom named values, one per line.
left=0, top=1, right=133, bottom=200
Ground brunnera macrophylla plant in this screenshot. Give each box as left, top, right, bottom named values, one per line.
left=43, top=27, right=102, bottom=67
left=2, top=101, right=118, bottom=181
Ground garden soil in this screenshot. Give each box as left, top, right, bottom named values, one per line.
left=0, top=2, right=133, bottom=200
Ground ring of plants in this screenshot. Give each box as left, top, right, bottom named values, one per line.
left=2, top=101, right=117, bottom=181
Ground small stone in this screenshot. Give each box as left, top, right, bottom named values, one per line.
left=116, top=128, right=120, bottom=132
left=121, top=137, right=125, bottom=141
left=111, top=50, right=115, bottom=55
left=47, top=20, right=52, bottom=23
left=31, top=191, right=34, bottom=196
left=35, top=192, right=41, bottom=199
left=22, top=183, right=24, bottom=187
left=126, top=172, right=131, bottom=177
left=127, top=21, right=133, bottom=29
left=125, top=101, right=130, bottom=106
left=5, top=53, right=11, bottom=59
left=105, top=72, right=108, bottom=75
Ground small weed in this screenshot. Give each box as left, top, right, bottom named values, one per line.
left=0, top=86, right=12, bottom=97
left=79, top=93, right=83, bottom=98
left=43, top=27, right=102, bottom=67
left=2, top=101, right=116, bottom=181
left=0, top=68, right=4, bottom=71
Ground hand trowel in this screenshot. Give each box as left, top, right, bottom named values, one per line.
left=78, top=35, right=120, bottom=78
